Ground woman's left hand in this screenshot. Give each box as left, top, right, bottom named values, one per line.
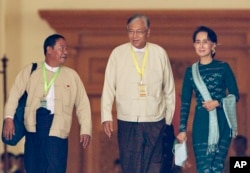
left=202, top=100, right=220, bottom=111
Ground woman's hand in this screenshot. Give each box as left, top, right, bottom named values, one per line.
left=202, top=100, right=220, bottom=111
left=176, top=132, right=187, bottom=143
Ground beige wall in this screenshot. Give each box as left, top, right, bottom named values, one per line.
left=1, top=0, right=250, bottom=155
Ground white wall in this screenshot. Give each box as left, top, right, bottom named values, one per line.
left=1, top=0, right=250, bottom=155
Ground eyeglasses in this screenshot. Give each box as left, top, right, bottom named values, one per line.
left=127, top=29, right=148, bottom=36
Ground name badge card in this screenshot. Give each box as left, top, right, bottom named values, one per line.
left=138, top=82, right=147, bottom=97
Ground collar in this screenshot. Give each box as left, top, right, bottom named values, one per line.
left=44, top=62, right=59, bottom=73
left=132, top=46, right=146, bottom=53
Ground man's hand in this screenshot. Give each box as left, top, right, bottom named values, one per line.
left=3, top=118, right=15, bottom=140
left=80, top=134, right=91, bottom=149
left=103, top=121, right=113, bottom=138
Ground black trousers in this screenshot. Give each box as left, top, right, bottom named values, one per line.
left=24, top=108, right=68, bottom=173
left=118, top=119, right=175, bottom=173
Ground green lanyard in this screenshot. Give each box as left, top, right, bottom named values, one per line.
left=42, top=63, right=60, bottom=95
left=131, top=44, right=148, bottom=81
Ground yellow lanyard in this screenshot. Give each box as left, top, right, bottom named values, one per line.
left=42, top=63, right=60, bottom=96
left=131, top=44, right=148, bottom=81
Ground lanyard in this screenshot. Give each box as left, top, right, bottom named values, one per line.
left=42, top=63, right=60, bottom=95
left=131, top=44, right=148, bottom=81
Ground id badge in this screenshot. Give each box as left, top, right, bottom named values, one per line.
left=138, top=82, right=147, bottom=97
left=40, top=98, right=47, bottom=108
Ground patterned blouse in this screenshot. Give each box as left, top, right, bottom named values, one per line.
left=179, top=59, right=239, bottom=132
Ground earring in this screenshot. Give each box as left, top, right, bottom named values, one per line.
left=212, top=49, right=216, bottom=54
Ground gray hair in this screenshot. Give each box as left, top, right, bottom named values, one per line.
left=127, top=14, right=150, bottom=29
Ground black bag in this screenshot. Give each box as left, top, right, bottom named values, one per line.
left=2, top=63, right=37, bottom=146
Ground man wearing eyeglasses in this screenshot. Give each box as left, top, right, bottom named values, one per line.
left=101, top=14, right=176, bottom=173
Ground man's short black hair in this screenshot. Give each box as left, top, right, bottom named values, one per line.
left=43, top=34, right=65, bottom=55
